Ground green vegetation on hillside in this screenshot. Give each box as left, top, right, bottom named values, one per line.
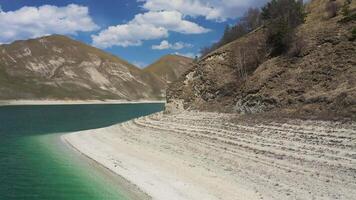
left=262, top=0, right=306, bottom=56
left=342, top=0, right=352, bottom=16
left=351, top=27, right=356, bottom=40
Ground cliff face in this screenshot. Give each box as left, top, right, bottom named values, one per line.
left=0, top=35, right=166, bottom=100
left=166, top=0, right=356, bottom=119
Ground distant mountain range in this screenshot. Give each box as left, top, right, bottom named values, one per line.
left=0, top=35, right=192, bottom=100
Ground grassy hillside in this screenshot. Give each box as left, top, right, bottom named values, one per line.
left=144, top=55, right=192, bottom=84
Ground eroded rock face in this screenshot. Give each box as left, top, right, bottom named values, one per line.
left=166, top=29, right=267, bottom=113
left=167, top=0, right=356, bottom=119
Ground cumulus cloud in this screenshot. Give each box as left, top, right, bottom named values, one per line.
left=92, top=10, right=209, bottom=48
left=140, top=0, right=269, bottom=21
left=152, top=40, right=193, bottom=50
left=92, top=23, right=168, bottom=48
left=0, top=4, right=98, bottom=44
left=134, top=11, right=208, bottom=34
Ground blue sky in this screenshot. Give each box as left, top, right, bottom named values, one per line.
left=0, top=0, right=268, bottom=68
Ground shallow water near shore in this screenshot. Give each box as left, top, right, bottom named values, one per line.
left=0, top=103, right=164, bottom=200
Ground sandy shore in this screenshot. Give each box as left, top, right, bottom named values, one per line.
left=0, top=99, right=165, bottom=106
left=63, top=111, right=356, bottom=200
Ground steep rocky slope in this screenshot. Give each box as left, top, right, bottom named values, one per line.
left=0, top=35, right=165, bottom=100
left=144, top=54, right=192, bottom=85
left=167, top=0, right=356, bottom=120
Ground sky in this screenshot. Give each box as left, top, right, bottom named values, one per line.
left=0, top=0, right=269, bottom=68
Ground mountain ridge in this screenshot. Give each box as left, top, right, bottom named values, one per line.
left=0, top=35, right=192, bottom=101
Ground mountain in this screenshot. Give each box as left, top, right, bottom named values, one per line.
left=144, top=55, right=193, bottom=85
left=0, top=35, right=165, bottom=100
left=166, top=0, right=356, bottom=120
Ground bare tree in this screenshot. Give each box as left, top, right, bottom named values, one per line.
left=199, top=7, right=262, bottom=57
left=241, top=8, right=262, bottom=31
left=234, top=35, right=267, bottom=81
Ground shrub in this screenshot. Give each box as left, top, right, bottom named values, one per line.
left=338, top=0, right=356, bottom=23
left=350, top=27, right=356, bottom=41
left=341, top=0, right=352, bottom=16
left=262, top=0, right=306, bottom=56
left=266, top=19, right=293, bottom=55
left=339, top=13, right=356, bottom=23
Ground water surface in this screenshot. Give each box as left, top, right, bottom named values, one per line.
left=0, top=103, right=164, bottom=200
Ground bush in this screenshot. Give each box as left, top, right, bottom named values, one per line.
left=325, top=0, right=340, bottom=18
left=338, top=0, right=356, bottom=23
left=262, top=0, right=306, bottom=56
left=339, top=13, right=356, bottom=23
left=341, top=0, right=352, bottom=16
left=266, top=20, right=293, bottom=55
left=350, top=27, right=356, bottom=41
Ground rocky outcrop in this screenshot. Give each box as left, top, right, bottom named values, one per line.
left=167, top=29, right=267, bottom=113
left=0, top=35, right=168, bottom=100
left=166, top=0, right=356, bottom=119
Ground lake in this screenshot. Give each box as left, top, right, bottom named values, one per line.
left=0, top=103, right=164, bottom=200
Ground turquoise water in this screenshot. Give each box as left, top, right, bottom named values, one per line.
left=0, top=103, right=164, bottom=200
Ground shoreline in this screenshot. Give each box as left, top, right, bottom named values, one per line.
left=0, top=99, right=165, bottom=106
left=62, top=115, right=227, bottom=200
left=60, top=135, right=151, bottom=200
left=63, top=111, right=356, bottom=200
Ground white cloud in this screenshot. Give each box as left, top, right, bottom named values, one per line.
left=0, top=4, right=99, bottom=44
left=140, top=0, right=269, bottom=21
left=152, top=40, right=193, bottom=50
left=133, top=10, right=208, bottom=34
left=92, top=10, right=209, bottom=48
left=92, top=23, right=168, bottom=48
